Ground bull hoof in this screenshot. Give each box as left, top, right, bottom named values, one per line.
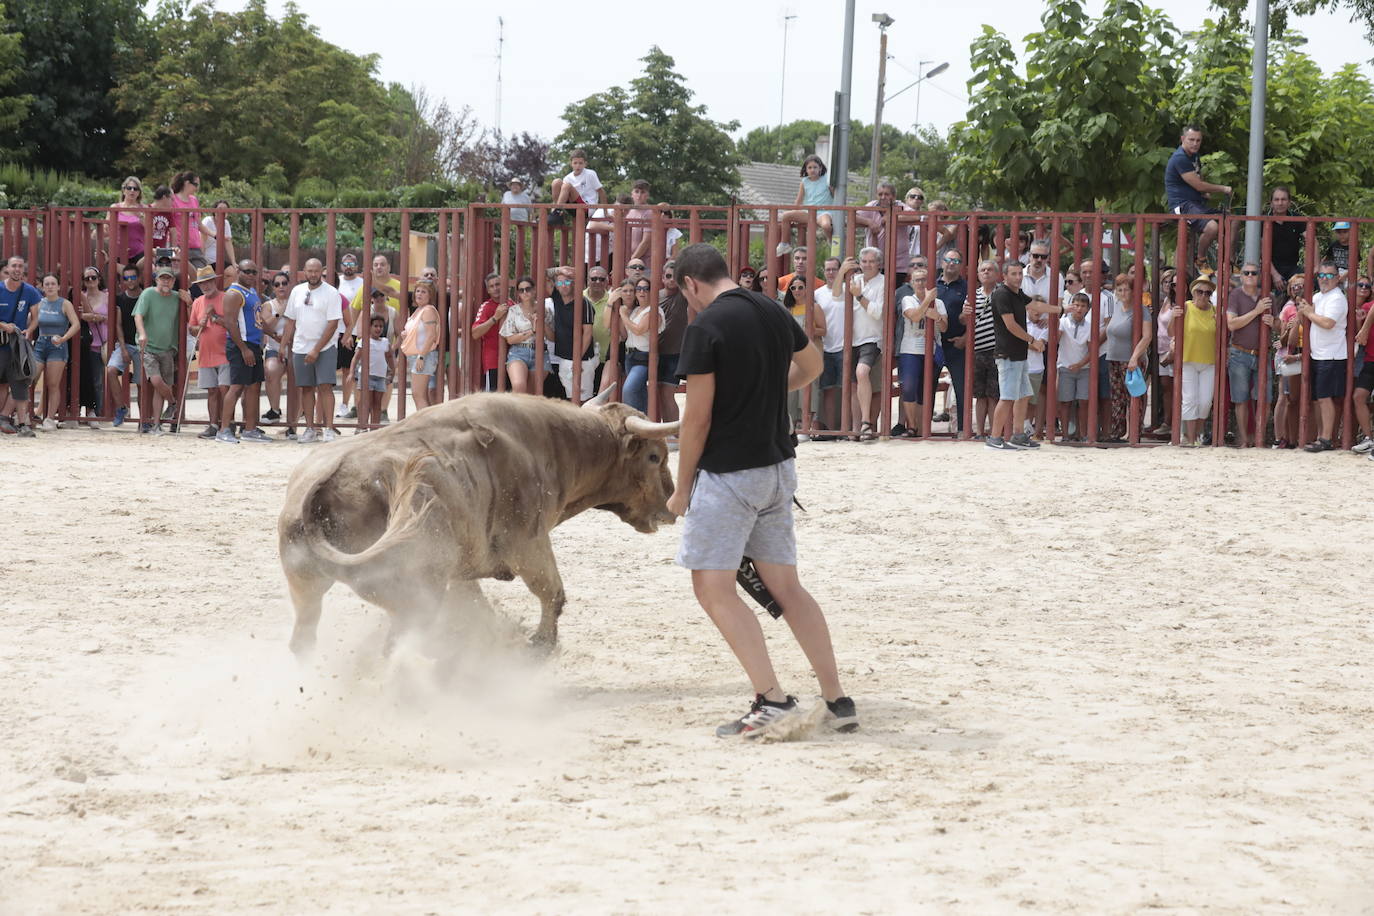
left=528, top=632, right=558, bottom=657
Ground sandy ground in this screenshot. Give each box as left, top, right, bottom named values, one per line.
left=2, top=415, right=1373, bottom=914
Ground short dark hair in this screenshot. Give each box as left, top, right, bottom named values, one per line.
left=152, top=185, right=172, bottom=201
left=632, top=179, right=650, bottom=192
left=673, top=244, right=729, bottom=286
left=1181, top=124, right=1203, bottom=136
left=1319, top=259, right=1338, bottom=272
left=570, top=148, right=588, bottom=160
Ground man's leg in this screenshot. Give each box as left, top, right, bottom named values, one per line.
left=690, top=569, right=785, bottom=702
left=1320, top=398, right=1337, bottom=440
left=299, top=386, right=316, bottom=431
left=317, top=383, right=335, bottom=429
left=991, top=396, right=1013, bottom=440
left=854, top=364, right=873, bottom=427
left=1198, top=218, right=1220, bottom=262
left=221, top=384, right=243, bottom=431
left=1012, top=395, right=1029, bottom=432
left=656, top=383, right=680, bottom=422
left=244, top=382, right=262, bottom=431
left=752, top=561, right=844, bottom=702
left=1235, top=398, right=1250, bottom=448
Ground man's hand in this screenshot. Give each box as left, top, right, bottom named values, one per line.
left=1030, top=338, right=1046, bottom=353
left=137, top=333, right=147, bottom=347
left=1256, top=296, right=1272, bottom=314
left=304, top=351, right=317, bottom=365
left=240, top=343, right=256, bottom=367
left=1262, top=313, right=1275, bottom=328
left=178, top=289, right=191, bottom=305
left=961, top=303, right=973, bottom=318
left=0, top=321, right=16, bottom=334
left=666, top=486, right=690, bottom=518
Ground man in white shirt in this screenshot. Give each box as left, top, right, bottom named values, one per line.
left=283, top=258, right=342, bottom=443
left=834, top=247, right=885, bottom=440
left=1301, top=258, right=1349, bottom=452
left=1022, top=239, right=1053, bottom=300
left=501, top=177, right=533, bottom=222
left=813, top=257, right=846, bottom=436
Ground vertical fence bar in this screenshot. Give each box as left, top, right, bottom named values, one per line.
left=1256, top=219, right=1273, bottom=446
left=1171, top=218, right=1186, bottom=446
left=397, top=210, right=411, bottom=421
left=1129, top=216, right=1146, bottom=445
left=1342, top=221, right=1359, bottom=449
left=359, top=211, right=374, bottom=430
left=1087, top=214, right=1103, bottom=445
left=1213, top=214, right=1231, bottom=447
left=1298, top=221, right=1316, bottom=445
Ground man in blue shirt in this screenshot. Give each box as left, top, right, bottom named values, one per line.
left=1164, top=125, right=1232, bottom=268
left=936, top=251, right=970, bottom=433
left=0, top=255, right=41, bottom=435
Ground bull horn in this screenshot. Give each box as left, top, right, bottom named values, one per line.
left=582, top=382, right=618, bottom=409
left=625, top=416, right=681, bottom=439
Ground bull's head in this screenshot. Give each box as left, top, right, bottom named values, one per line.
left=583, top=388, right=678, bottom=533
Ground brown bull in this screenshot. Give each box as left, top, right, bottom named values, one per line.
left=277, top=390, right=678, bottom=657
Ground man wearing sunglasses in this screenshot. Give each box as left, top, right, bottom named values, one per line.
left=105, top=266, right=145, bottom=427
left=1021, top=240, right=1053, bottom=300
left=547, top=266, right=597, bottom=402
left=936, top=251, right=970, bottom=432
left=1301, top=260, right=1348, bottom=452
left=1224, top=261, right=1274, bottom=448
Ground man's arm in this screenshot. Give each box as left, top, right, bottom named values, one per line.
left=788, top=341, right=823, bottom=392
left=999, top=311, right=1034, bottom=343
left=667, top=372, right=715, bottom=518
left=1181, top=170, right=1231, bottom=196
left=282, top=317, right=296, bottom=354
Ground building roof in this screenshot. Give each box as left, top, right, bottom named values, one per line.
left=735, top=161, right=868, bottom=213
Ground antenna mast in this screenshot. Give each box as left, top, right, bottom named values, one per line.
left=496, top=17, right=504, bottom=138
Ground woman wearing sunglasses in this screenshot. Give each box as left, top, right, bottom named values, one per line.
left=260, top=271, right=292, bottom=429
left=112, top=177, right=147, bottom=267
left=499, top=276, right=553, bottom=395
left=1352, top=276, right=1374, bottom=452
left=77, top=268, right=110, bottom=426
left=619, top=278, right=665, bottom=413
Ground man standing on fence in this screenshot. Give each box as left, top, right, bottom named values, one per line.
left=1164, top=125, right=1231, bottom=270
left=667, top=243, right=858, bottom=740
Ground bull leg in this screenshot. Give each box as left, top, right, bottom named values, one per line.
left=357, top=573, right=447, bottom=658
left=509, top=538, right=566, bottom=650
left=287, top=572, right=331, bottom=659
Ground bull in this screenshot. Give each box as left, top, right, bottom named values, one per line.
left=277, top=389, right=678, bottom=657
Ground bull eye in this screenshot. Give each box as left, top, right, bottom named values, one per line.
left=648, top=452, right=661, bottom=464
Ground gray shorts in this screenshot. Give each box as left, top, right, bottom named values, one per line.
left=292, top=347, right=337, bottom=387
left=198, top=363, right=231, bottom=389
left=677, top=459, right=798, bottom=570
left=141, top=348, right=177, bottom=381
left=1057, top=366, right=1090, bottom=402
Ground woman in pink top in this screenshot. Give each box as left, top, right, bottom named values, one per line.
left=170, top=170, right=207, bottom=268
left=400, top=280, right=442, bottom=410
left=111, top=176, right=146, bottom=266
left=77, top=268, right=110, bottom=425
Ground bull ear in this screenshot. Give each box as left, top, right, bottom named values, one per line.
left=582, top=382, right=618, bottom=409
left=625, top=416, right=680, bottom=439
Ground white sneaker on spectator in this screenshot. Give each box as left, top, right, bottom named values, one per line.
left=321, top=428, right=338, bottom=443
left=1353, top=436, right=1374, bottom=454
left=298, top=428, right=319, bottom=444
left=41, top=417, right=57, bottom=431
left=334, top=404, right=349, bottom=418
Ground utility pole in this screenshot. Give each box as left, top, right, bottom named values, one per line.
left=868, top=14, right=893, bottom=199
left=1244, top=0, right=1269, bottom=264
left=779, top=12, right=798, bottom=135
left=834, top=0, right=856, bottom=258
left=495, top=17, right=505, bottom=138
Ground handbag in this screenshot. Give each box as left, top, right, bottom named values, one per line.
left=1275, top=352, right=1303, bottom=377
left=1124, top=367, right=1147, bottom=397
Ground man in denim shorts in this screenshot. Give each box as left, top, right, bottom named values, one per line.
left=668, top=243, right=858, bottom=740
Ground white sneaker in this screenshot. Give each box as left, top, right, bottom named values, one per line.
left=1353, top=436, right=1374, bottom=454
left=41, top=417, right=57, bottom=431
left=214, top=428, right=239, bottom=444
left=298, top=427, right=319, bottom=444
left=334, top=404, right=348, bottom=418
left=321, top=428, right=338, bottom=442
left=775, top=241, right=793, bottom=257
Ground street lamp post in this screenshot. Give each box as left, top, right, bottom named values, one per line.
left=872, top=58, right=947, bottom=193
left=913, top=59, right=949, bottom=132
left=868, top=14, right=894, bottom=199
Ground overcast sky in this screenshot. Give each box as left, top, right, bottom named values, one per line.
left=217, top=0, right=1369, bottom=151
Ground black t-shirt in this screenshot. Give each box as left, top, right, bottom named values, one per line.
left=991, top=283, right=1031, bottom=361
left=1269, top=212, right=1305, bottom=268
left=116, top=292, right=139, bottom=345
left=551, top=291, right=595, bottom=361
left=659, top=291, right=689, bottom=355
left=677, top=287, right=808, bottom=474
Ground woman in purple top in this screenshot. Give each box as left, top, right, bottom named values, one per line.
left=112, top=176, right=147, bottom=266
left=170, top=170, right=207, bottom=268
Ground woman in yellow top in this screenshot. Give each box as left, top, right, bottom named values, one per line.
left=1163, top=274, right=1219, bottom=446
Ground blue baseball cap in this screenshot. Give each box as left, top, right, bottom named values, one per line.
left=1334, top=221, right=1351, bottom=230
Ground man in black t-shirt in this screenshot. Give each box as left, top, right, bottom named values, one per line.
left=668, top=243, right=858, bottom=740
left=987, top=260, right=1046, bottom=450
left=105, top=266, right=145, bottom=426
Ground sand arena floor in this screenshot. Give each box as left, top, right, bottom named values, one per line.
left=2, top=424, right=1372, bottom=913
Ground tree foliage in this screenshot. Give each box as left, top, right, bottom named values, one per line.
left=1210, top=0, right=1374, bottom=40
left=0, top=0, right=147, bottom=175
left=555, top=47, right=742, bottom=204
left=0, top=2, right=31, bottom=137
left=952, top=0, right=1374, bottom=216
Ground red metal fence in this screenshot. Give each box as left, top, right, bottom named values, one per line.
left=1, top=202, right=1365, bottom=448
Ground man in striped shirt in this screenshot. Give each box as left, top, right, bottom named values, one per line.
left=964, top=258, right=1002, bottom=437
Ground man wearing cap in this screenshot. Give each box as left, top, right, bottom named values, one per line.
left=1325, top=223, right=1352, bottom=286
left=188, top=264, right=230, bottom=439
left=219, top=259, right=272, bottom=443
left=1164, top=125, right=1231, bottom=268
left=133, top=266, right=191, bottom=434
left=1301, top=259, right=1349, bottom=452
left=502, top=178, right=533, bottom=223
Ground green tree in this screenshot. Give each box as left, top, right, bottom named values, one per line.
left=113, top=0, right=394, bottom=187
left=1210, top=0, right=1374, bottom=39
left=0, top=2, right=32, bottom=137
left=555, top=47, right=742, bottom=204
left=0, top=0, right=147, bottom=175
left=951, top=0, right=1182, bottom=212
left=738, top=120, right=829, bottom=164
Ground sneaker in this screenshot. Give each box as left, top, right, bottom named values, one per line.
left=262, top=408, right=281, bottom=422
left=1303, top=437, right=1333, bottom=453
left=0, top=415, right=15, bottom=435
left=321, top=427, right=338, bottom=442
left=240, top=428, right=274, bottom=443
left=1368, top=448, right=1374, bottom=461
left=139, top=422, right=154, bottom=435
left=40, top=417, right=57, bottom=431
left=284, top=427, right=297, bottom=440
left=1008, top=433, right=1040, bottom=449
left=984, top=436, right=1014, bottom=450
left=345, top=406, right=357, bottom=419
left=298, top=427, right=319, bottom=444
left=825, top=696, right=860, bottom=733
left=161, top=400, right=177, bottom=421
left=1353, top=436, right=1374, bottom=454
left=775, top=241, right=793, bottom=257
left=152, top=423, right=167, bottom=437
left=112, top=406, right=128, bottom=427
left=16, top=423, right=35, bottom=438
left=380, top=410, right=390, bottom=424
left=547, top=208, right=566, bottom=227
left=215, top=428, right=239, bottom=444
left=198, top=424, right=219, bottom=440
left=715, top=694, right=800, bottom=739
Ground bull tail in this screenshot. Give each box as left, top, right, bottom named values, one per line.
left=306, top=451, right=440, bottom=570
